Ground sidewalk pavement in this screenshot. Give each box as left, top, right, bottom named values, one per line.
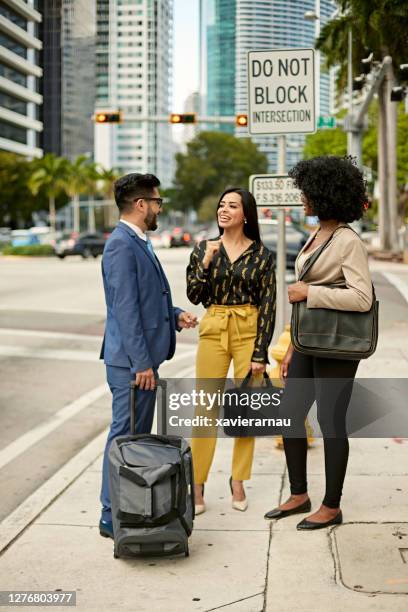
left=0, top=267, right=408, bottom=611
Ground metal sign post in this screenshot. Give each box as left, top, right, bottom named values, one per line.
left=247, top=48, right=316, bottom=335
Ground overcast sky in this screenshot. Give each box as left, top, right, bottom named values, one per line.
left=173, top=0, right=199, bottom=111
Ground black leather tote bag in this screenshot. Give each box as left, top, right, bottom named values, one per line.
left=291, top=227, right=378, bottom=360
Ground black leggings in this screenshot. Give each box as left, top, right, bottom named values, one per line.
left=280, top=350, right=359, bottom=509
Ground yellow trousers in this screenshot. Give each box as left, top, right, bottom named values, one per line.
left=191, top=303, right=260, bottom=484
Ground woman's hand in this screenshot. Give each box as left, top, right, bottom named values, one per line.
left=280, top=343, right=294, bottom=382
left=251, top=361, right=266, bottom=376
left=202, top=239, right=221, bottom=269
left=288, top=281, right=309, bottom=304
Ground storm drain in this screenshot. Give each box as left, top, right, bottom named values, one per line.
left=333, top=523, right=408, bottom=594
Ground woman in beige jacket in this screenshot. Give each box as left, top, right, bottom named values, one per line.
left=264, top=155, right=372, bottom=530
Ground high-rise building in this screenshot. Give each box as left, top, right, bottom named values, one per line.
left=200, top=0, right=336, bottom=171
left=94, top=0, right=174, bottom=186
left=40, top=0, right=96, bottom=160
left=0, top=0, right=43, bottom=158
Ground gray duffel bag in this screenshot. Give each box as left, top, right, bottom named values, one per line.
left=108, top=380, right=194, bottom=559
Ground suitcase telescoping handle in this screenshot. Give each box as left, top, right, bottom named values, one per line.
left=129, top=378, right=168, bottom=436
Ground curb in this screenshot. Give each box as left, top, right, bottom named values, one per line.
left=0, top=429, right=107, bottom=555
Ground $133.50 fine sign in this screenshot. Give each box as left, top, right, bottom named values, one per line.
left=247, top=48, right=315, bottom=135
left=250, top=174, right=303, bottom=207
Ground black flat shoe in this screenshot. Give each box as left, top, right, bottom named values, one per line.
left=297, top=510, right=343, bottom=530
left=264, top=499, right=311, bottom=520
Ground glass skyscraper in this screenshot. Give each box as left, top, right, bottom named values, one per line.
left=0, top=0, right=43, bottom=158
left=200, top=0, right=336, bottom=170
left=94, top=0, right=174, bottom=186
left=40, top=0, right=96, bottom=159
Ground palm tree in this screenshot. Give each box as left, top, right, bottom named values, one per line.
left=28, top=154, right=70, bottom=231
left=96, top=166, right=119, bottom=200
left=317, top=0, right=408, bottom=90
left=65, top=155, right=99, bottom=232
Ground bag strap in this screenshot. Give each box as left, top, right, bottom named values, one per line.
left=299, top=225, right=377, bottom=302
left=298, top=226, right=345, bottom=281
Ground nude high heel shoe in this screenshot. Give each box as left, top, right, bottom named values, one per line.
left=229, top=477, right=248, bottom=512
left=195, top=484, right=206, bottom=515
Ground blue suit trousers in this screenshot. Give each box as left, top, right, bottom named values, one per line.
left=100, top=365, right=157, bottom=521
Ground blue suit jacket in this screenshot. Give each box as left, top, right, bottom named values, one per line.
left=100, top=222, right=183, bottom=372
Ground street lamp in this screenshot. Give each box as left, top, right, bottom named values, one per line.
left=303, top=7, right=320, bottom=118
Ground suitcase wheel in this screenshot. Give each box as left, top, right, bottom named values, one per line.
left=114, top=553, right=120, bottom=559
left=185, top=544, right=189, bottom=558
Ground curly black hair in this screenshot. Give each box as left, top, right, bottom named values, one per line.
left=288, top=155, right=367, bottom=222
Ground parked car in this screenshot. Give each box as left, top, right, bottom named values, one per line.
left=169, top=227, right=193, bottom=247
left=149, top=229, right=172, bottom=249
left=54, top=232, right=107, bottom=259
left=193, top=223, right=220, bottom=244
left=11, top=230, right=40, bottom=247
left=260, top=221, right=309, bottom=270
left=0, top=227, right=11, bottom=245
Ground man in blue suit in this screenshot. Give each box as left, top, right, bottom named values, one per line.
left=99, top=173, right=198, bottom=538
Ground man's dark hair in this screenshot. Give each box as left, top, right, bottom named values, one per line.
left=113, top=173, right=160, bottom=213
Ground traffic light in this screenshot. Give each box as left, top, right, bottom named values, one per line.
left=390, top=86, right=406, bottom=102
left=398, top=64, right=408, bottom=83
left=169, top=113, right=197, bottom=124
left=94, top=111, right=122, bottom=123
left=361, top=52, right=374, bottom=75
left=352, top=75, right=365, bottom=91
left=236, top=114, right=248, bottom=127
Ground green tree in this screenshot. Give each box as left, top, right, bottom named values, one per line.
left=303, top=128, right=347, bottom=159
left=97, top=166, right=119, bottom=200
left=0, top=153, right=52, bottom=227
left=28, top=154, right=70, bottom=231
left=172, top=131, right=268, bottom=212
left=317, top=0, right=408, bottom=90
left=65, top=155, right=99, bottom=232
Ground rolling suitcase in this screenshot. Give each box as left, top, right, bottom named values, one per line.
left=108, top=379, right=195, bottom=558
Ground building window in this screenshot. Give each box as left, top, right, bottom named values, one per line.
left=0, top=5, right=27, bottom=30
left=0, top=64, right=27, bottom=87
left=0, top=92, right=27, bottom=115
left=0, top=33, right=27, bottom=58
left=0, top=120, right=26, bottom=144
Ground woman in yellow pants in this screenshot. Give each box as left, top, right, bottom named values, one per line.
left=186, top=187, right=276, bottom=514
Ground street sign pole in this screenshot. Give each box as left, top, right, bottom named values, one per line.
left=247, top=47, right=315, bottom=335
left=276, top=135, right=287, bottom=337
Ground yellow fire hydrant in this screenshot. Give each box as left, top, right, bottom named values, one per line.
left=268, top=324, right=314, bottom=449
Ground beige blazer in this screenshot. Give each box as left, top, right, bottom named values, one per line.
left=295, top=224, right=372, bottom=312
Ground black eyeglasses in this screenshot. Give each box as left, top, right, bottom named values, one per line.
left=144, top=197, right=163, bottom=209
left=133, top=196, right=163, bottom=208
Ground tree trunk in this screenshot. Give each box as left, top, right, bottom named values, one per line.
left=49, top=195, right=56, bottom=232
left=73, top=193, right=80, bottom=233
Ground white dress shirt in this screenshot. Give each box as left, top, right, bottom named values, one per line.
left=120, top=219, right=147, bottom=241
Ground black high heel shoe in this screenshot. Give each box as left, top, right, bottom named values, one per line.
left=264, top=498, right=311, bottom=520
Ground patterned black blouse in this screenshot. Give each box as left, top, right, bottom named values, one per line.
left=186, top=238, right=276, bottom=363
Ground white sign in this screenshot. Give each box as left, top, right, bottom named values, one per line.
left=250, top=174, right=303, bottom=207
left=248, top=48, right=316, bottom=135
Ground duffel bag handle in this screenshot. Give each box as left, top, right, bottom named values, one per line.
left=129, top=378, right=167, bottom=435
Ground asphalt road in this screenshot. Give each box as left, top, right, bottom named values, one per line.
left=0, top=249, right=407, bottom=523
